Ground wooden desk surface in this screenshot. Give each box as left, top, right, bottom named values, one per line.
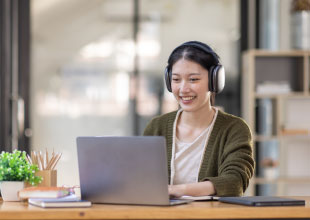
left=0, top=197, right=309, bottom=219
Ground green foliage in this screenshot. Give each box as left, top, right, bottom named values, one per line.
left=0, top=150, right=42, bottom=186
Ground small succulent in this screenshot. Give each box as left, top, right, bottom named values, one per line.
left=0, top=150, right=42, bottom=186
left=291, top=0, right=310, bottom=12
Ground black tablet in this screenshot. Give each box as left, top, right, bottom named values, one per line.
left=219, top=196, right=305, bottom=206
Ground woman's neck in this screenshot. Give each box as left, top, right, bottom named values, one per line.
left=179, top=105, right=215, bottom=130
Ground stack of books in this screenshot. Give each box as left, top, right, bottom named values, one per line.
left=18, top=186, right=91, bottom=208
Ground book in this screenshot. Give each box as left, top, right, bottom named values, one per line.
left=19, top=186, right=71, bottom=199
left=256, top=81, right=291, bottom=95
left=29, top=193, right=80, bottom=202
left=28, top=196, right=91, bottom=208
left=256, top=98, right=273, bottom=136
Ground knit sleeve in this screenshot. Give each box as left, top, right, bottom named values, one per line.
left=206, top=119, right=255, bottom=196
left=143, top=118, right=156, bottom=136
left=143, top=111, right=177, bottom=137
left=143, top=116, right=162, bottom=136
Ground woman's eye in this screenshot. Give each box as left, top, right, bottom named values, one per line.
left=172, top=78, right=180, bottom=82
left=190, top=78, right=199, bottom=82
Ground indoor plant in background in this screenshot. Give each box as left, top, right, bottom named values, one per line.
left=291, top=0, right=310, bottom=49
left=0, top=150, right=42, bottom=201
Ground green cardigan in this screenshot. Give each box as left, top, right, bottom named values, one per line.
left=143, top=110, right=255, bottom=196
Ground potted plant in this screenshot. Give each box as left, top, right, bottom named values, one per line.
left=291, top=0, right=310, bottom=49
left=0, top=150, right=42, bottom=201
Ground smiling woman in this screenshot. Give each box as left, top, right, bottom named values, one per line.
left=143, top=41, right=254, bottom=198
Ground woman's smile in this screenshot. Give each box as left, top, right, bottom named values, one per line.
left=180, top=96, right=196, bottom=104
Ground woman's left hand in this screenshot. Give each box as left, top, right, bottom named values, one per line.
left=168, top=181, right=215, bottom=197
left=168, top=184, right=186, bottom=198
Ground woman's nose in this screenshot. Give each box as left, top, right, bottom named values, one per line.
left=180, top=81, right=190, bottom=92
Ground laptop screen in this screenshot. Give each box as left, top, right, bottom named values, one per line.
left=77, top=136, right=172, bottom=205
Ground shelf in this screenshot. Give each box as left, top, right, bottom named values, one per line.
left=246, top=49, right=310, bottom=57
left=255, top=92, right=309, bottom=99
left=254, top=177, right=310, bottom=184
left=254, top=135, right=278, bottom=142
left=242, top=50, right=310, bottom=196
left=281, top=133, right=310, bottom=137
left=255, top=134, right=310, bottom=142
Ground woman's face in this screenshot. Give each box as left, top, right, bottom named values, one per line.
left=171, top=58, right=211, bottom=112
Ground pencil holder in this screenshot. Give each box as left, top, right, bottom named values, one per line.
left=36, top=170, right=57, bottom=187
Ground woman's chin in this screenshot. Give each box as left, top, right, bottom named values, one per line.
left=179, top=104, right=196, bottom=112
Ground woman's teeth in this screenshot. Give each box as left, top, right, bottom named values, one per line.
left=182, top=96, right=195, bottom=101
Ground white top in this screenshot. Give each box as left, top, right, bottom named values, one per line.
left=170, top=108, right=218, bottom=185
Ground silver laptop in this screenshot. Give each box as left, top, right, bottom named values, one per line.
left=76, top=136, right=191, bottom=206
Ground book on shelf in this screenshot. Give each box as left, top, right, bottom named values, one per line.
left=256, top=81, right=291, bottom=95
left=28, top=194, right=91, bottom=208
left=256, top=98, right=273, bottom=136
left=19, top=186, right=71, bottom=199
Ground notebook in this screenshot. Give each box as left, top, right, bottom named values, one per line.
left=219, top=196, right=305, bottom=206
left=76, top=136, right=192, bottom=206
left=28, top=194, right=91, bottom=208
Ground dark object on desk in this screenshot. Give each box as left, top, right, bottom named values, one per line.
left=76, top=136, right=191, bottom=206
left=219, top=196, right=305, bottom=206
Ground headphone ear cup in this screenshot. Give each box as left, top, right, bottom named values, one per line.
left=208, top=65, right=225, bottom=93
left=164, top=66, right=172, bottom=92
left=208, top=66, right=215, bottom=92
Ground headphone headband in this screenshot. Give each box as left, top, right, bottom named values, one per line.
left=167, top=41, right=220, bottom=67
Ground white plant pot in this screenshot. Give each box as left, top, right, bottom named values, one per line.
left=291, top=11, right=310, bottom=50
left=0, top=181, right=25, bottom=201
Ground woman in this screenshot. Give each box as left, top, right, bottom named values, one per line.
left=143, top=41, right=254, bottom=197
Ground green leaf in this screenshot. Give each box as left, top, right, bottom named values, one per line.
left=0, top=150, right=42, bottom=185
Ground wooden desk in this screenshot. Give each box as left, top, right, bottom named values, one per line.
left=1, top=197, right=309, bottom=219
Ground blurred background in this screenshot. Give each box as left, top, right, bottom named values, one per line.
left=1, top=0, right=309, bottom=196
